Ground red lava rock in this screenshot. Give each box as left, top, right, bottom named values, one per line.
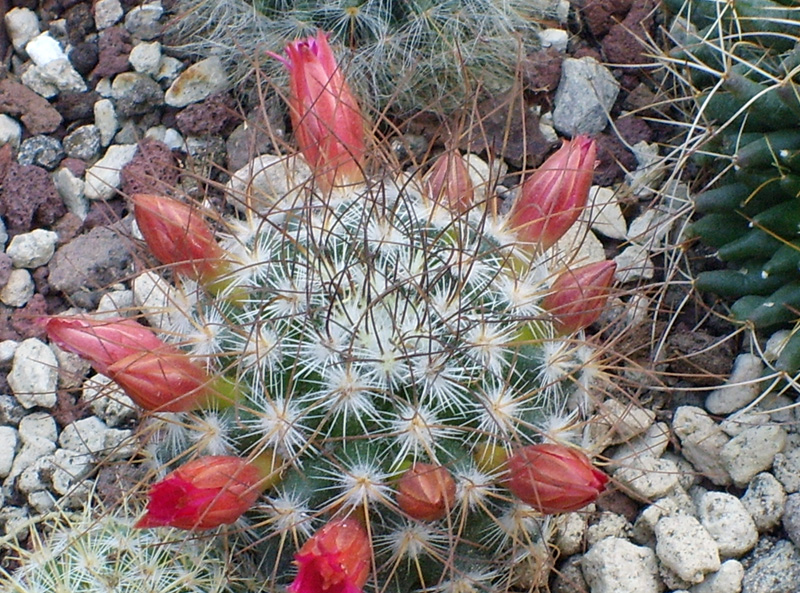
left=522, top=48, right=563, bottom=106
left=92, top=26, right=133, bottom=79
left=0, top=80, right=63, bottom=135
left=575, top=0, right=634, bottom=38
left=120, top=137, right=180, bottom=197
left=65, top=2, right=96, bottom=45
left=61, top=157, right=87, bottom=178
left=0, top=163, right=67, bottom=236
left=70, top=40, right=100, bottom=76
left=594, top=132, right=635, bottom=186
left=616, top=114, right=653, bottom=145
left=0, top=306, right=19, bottom=341
left=602, top=0, right=657, bottom=65
left=32, top=267, right=51, bottom=296
left=176, top=93, right=239, bottom=137
left=55, top=91, right=100, bottom=123
left=53, top=212, right=85, bottom=245
left=11, top=293, right=48, bottom=339
left=84, top=199, right=126, bottom=230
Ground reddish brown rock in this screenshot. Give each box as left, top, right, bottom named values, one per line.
left=120, top=137, right=179, bottom=197
left=0, top=80, right=63, bottom=135
left=602, top=0, right=657, bottom=65
left=175, top=93, right=239, bottom=137
left=0, top=163, right=66, bottom=236
left=92, top=26, right=133, bottom=79
left=10, top=293, right=48, bottom=339
left=575, top=0, right=633, bottom=38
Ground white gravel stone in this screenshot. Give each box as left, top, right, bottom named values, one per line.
left=59, top=416, right=110, bottom=455
left=124, top=2, right=163, bottom=39
left=673, top=406, right=731, bottom=486
left=586, top=512, right=632, bottom=546
left=129, top=40, right=162, bottom=75
left=16, top=456, right=49, bottom=493
left=0, top=268, right=34, bottom=307
left=581, top=537, right=661, bottom=593
left=6, top=229, right=58, bottom=268
left=4, top=7, right=40, bottom=54
left=614, top=455, right=680, bottom=500
left=581, top=186, right=627, bottom=240
left=164, top=56, right=228, bottom=107
left=145, top=125, right=185, bottom=150
left=19, top=412, right=58, bottom=443
left=720, top=424, right=786, bottom=488
left=773, top=448, right=800, bottom=493
left=614, top=244, right=655, bottom=283
left=720, top=410, right=769, bottom=437
left=94, top=0, right=124, bottom=29
left=742, top=472, right=787, bottom=531
left=554, top=510, right=589, bottom=556
left=85, top=373, right=138, bottom=427
left=156, top=55, right=183, bottom=83
left=0, top=114, right=22, bottom=151
left=25, top=31, right=66, bottom=65
left=8, top=338, right=58, bottom=408
left=690, top=560, right=744, bottom=593
left=611, top=422, right=671, bottom=463
left=6, top=435, right=56, bottom=486
left=28, top=489, right=56, bottom=514
left=0, top=340, right=18, bottom=364
left=705, top=353, right=765, bottom=415
left=132, top=270, right=192, bottom=330
left=85, top=143, right=138, bottom=200
left=32, top=59, right=86, bottom=93
left=596, top=398, right=656, bottom=446
left=697, top=491, right=758, bottom=558
left=50, top=448, right=93, bottom=495
left=626, top=142, right=666, bottom=199
left=94, top=98, right=119, bottom=147
left=225, top=154, right=313, bottom=214
left=539, top=27, right=569, bottom=52
left=54, top=166, right=88, bottom=219
left=655, top=514, right=721, bottom=584
left=631, top=487, right=696, bottom=547
left=0, top=426, right=19, bottom=478
left=552, top=57, right=619, bottom=136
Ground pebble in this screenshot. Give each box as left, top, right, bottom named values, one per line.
left=0, top=114, right=22, bottom=150
left=672, top=406, right=731, bottom=486
left=611, top=421, right=670, bottom=463
left=6, top=229, right=58, bottom=268
left=772, top=448, right=800, bottom=493
left=552, top=56, right=619, bottom=136
left=742, top=472, right=787, bottom=532
left=17, top=135, right=65, bottom=170
left=4, top=7, right=40, bottom=54
left=164, top=56, right=229, bottom=108
left=614, top=455, right=681, bottom=500
left=632, top=487, right=695, bottom=546
left=63, top=124, right=102, bottom=161
left=59, top=416, right=133, bottom=460
left=0, top=426, right=18, bottom=478
left=613, top=244, right=655, bottom=283
left=25, top=31, right=67, bottom=65
left=697, top=491, right=758, bottom=558
left=782, top=494, right=800, bottom=549
left=0, top=340, right=18, bottom=363
left=595, top=398, right=656, bottom=446
left=124, top=2, right=164, bottom=39
left=626, top=142, right=665, bottom=198
left=586, top=512, right=632, bottom=546
left=705, top=354, right=765, bottom=415
left=741, top=540, right=800, bottom=593
left=655, top=514, right=721, bottom=584
left=84, top=143, right=138, bottom=200
left=53, top=166, right=88, bottom=219
left=581, top=537, right=661, bottom=593
left=719, top=410, right=768, bottom=437
left=111, top=71, right=164, bottom=117
left=93, top=98, right=119, bottom=147
left=129, top=40, right=162, bottom=75
left=85, top=373, right=138, bottom=427
left=582, top=186, right=627, bottom=240
left=8, top=338, right=59, bottom=408
left=0, top=268, right=35, bottom=307
left=690, top=560, right=744, bottom=593
left=94, top=0, right=124, bottom=29
left=49, top=448, right=92, bottom=495
left=554, top=511, right=588, bottom=556
left=720, top=424, right=786, bottom=488
left=29, top=58, right=87, bottom=94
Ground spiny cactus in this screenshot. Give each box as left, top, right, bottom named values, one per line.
left=663, top=0, right=800, bottom=371
left=44, top=32, right=616, bottom=593
left=168, top=0, right=566, bottom=113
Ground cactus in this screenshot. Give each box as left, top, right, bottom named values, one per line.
left=664, top=0, right=800, bottom=372
left=167, top=0, right=566, bottom=113
left=41, top=33, right=616, bottom=593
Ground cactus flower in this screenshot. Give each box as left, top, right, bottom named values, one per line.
left=135, top=455, right=269, bottom=530
left=43, top=315, right=167, bottom=376
left=505, top=443, right=608, bottom=514
left=106, top=349, right=233, bottom=412
left=542, top=260, right=617, bottom=333
left=273, top=30, right=366, bottom=189
left=395, top=463, right=457, bottom=521
left=424, top=151, right=474, bottom=214
left=132, top=193, right=229, bottom=284
left=290, top=518, right=371, bottom=593
left=508, top=135, right=596, bottom=250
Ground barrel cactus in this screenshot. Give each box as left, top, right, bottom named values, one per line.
left=41, top=32, right=615, bottom=593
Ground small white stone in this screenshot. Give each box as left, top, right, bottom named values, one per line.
left=6, top=436, right=56, bottom=485
left=720, top=410, right=769, bottom=437
left=551, top=220, right=607, bottom=268
left=742, top=472, right=787, bottom=531
left=698, top=491, right=758, bottom=558
left=132, top=270, right=191, bottom=330
left=673, top=406, right=731, bottom=486
left=96, top=290, right=135, bottom=316
left=0, top=340, right=18, bottom=364
left=6, top=229, right=58, bottom=268
left=85, top=373, right=138, bottom=427
left=164, top=56, right=228, bottom=108
left=50, top=448, right=93, bottom=495
left=85, top=144, right=138, bottom=200
left=581, top=537, right=661, bottom=593
left=0, top=114, right=22, bottom=151
left=655, top=514, right=721, bottom=584
left=20, top=63, right=57, bottom=98
left=614, top=455, right=681, bottom=499
left=54, top=167, right=88, bottom=219
left=539, top=28, right=569, bottom=52
left=8, top=338, right=58, bottom=409
left=156, top=55, right=183, bottom=83
left=611, top=421, right=670, bottom=463
left=690, top=560, right=744, bottom=593
left=595, top=398, right=656, bottom=446
left=706, top=354, right=765, bottom=415
left=0, top=426, right=18, bottom=478
left=4, top=7, right=40, bottom=54
left=631, top=487, right=695, bottom=546
left=93, top=98, right=118, bottom=147
left=25, top=32, right=66, bottom=66
left=614, top=244, right=654, bottom=282
left=463, top=153, right=507, bottom=203
left=94, top=0, right=124, bottom=29
left=0, top=268, right=35, bottom=307
left=773, top=448, right=800, bottom=493
left=129, top=41, right=162, bottom=75
left=626, top=141, right=666, bottom=198
left=586, top=511, right=632, bottom=546
left=36, top=58, right=87, bottom=93
left=225, top=154, right=312, bottom=215
left=19, top=412, right=58, bottom=443
left=582, top=186, right=627, bottom=240
left=554, top=511, right=588, bottom=556
left=720, top=424, right=787, bottom=488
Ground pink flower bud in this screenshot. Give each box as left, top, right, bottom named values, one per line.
left=273, top=31, right=366, bottom=190
left=132, top=194, right=228, bottom=284
left=44, top=315, right=168, bottom=376
left=135, top=455, right=268, bottom=530
left=289, top=519, right=371, bottom=593
left=395, top=463, right=457, bottom=521
left=106, top=350, right=224, bottom=412
left=508, top=136, right=596, bottom=250
left=542, top=260, right=617, bottom=333
left=506, top=443, right=608, bottom=514
left=424, top=151, right=474, bottom=214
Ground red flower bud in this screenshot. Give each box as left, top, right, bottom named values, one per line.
left=135, top=455, right=267, bottom=530
left=508, top=136, right=596, bottom=250
left=424, top=151, right=474, bottom=214
left=506, top=443, right=608, bottom=514
left=289, top=519, right=371, bottom=593
left=44, top=315, right=167, bottom=376
left=106, top=349, right=223, bottom=412
left=273, top=31, right=366, bottom=190
left=132, top=194, right=228, bottom=284
left=542, top=260, right=617, bottom=333
left=395, top=463, right=457, bottom=521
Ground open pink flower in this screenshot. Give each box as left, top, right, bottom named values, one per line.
left=508, top=136, right=596, bottom=250
left=542, top=260, right=617, bottom=333
left=44, top=316, right=167, bottom=376
left=135, top=455, right=267, bottom=530
left=289, top=519, right=371, bottom=593
left=506, top=443, right=608, bottom=514
left=273, top=31, right=366, bottom=189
